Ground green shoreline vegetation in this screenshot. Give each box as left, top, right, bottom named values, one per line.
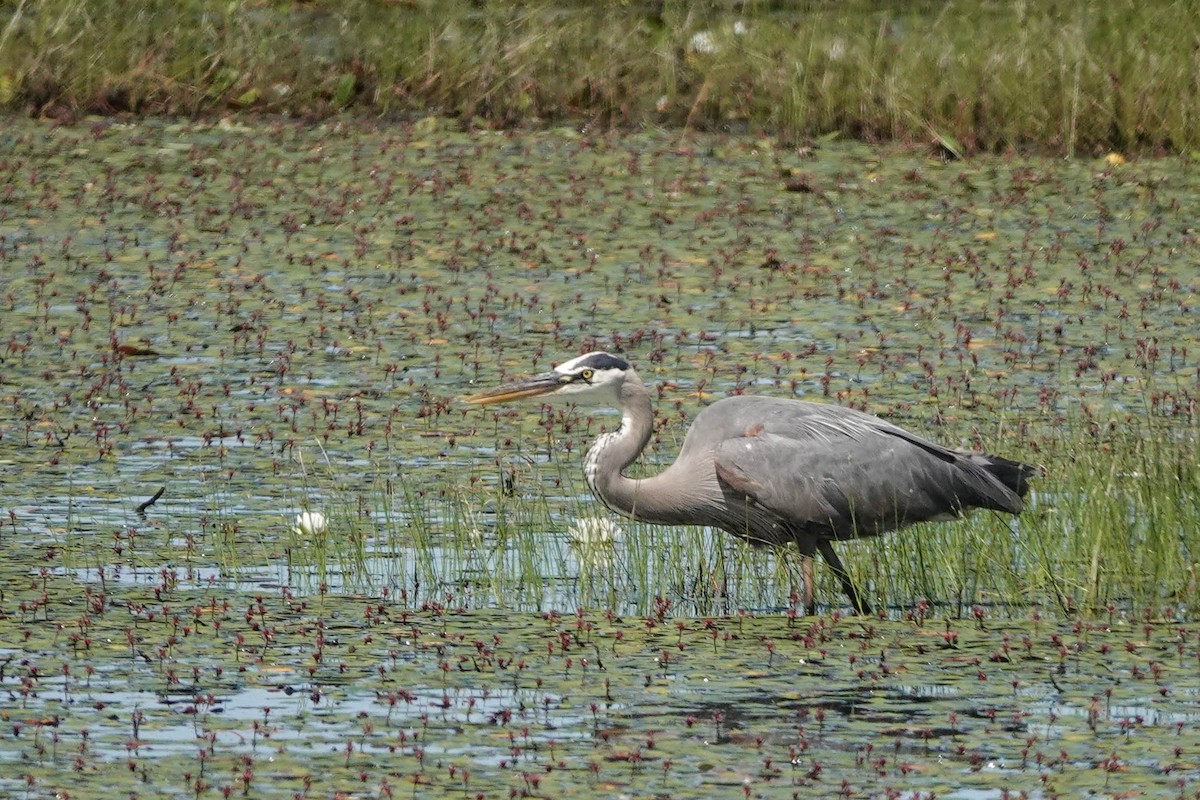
left=4, top=0, right=1199, bottom=155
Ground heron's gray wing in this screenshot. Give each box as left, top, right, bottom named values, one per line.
left=713, top=429, right=882, bottom=535
left=711, top=406, right=1013, bottom=537
left=864, top=423, right=1024, bottom=512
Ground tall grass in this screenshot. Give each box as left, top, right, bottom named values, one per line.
left=265, top=403, right=1196, bottom=620
left=53, top=406, right=1189, bottom=620
left=859, top=411, right=1200, bottom=617
left=4, top=0, right=1198, bottom=153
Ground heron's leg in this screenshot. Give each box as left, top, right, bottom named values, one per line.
left=801, top=554, right=815, bottom=616
left=816, top=540, right=871, bottom=615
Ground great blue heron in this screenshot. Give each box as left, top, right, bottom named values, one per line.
left=465, top=351, right=1037, bottom=614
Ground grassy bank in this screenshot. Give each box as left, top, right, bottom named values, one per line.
left=3, top=0, right=1198, bottom=154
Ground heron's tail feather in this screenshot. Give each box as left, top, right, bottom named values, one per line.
left=980, top=454, right=1039, bottom=499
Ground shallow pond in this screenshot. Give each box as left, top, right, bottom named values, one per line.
left=1, top=580, right=1198, bottom=799
left=0, top=116, right=1198, bottom=797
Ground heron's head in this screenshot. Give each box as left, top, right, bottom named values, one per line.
left=463, top=351, right=630, bottom=408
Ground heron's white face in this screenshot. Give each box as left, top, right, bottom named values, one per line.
left=546, top=352, right=628, bottom=406
left=463, top=351, right=630, bottom=409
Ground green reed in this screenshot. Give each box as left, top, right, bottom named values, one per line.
left=5, top=0, right=1198, bottom=153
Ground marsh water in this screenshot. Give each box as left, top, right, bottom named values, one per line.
left=0, top=117, right=1198, bottom=797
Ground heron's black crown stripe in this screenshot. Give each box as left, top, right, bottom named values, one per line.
left=578, top=353, right=629, bottom=371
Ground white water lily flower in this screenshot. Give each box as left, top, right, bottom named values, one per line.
left=567, top=516, right=623, bottom=547
left=568, top=517, right=623, bottom=568
left=293, top=510, right=327, bottom=537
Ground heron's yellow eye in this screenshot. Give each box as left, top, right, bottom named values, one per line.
left=580, top=369, right=594, bottom=382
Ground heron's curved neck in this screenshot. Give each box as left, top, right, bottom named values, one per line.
left=583, top=370, right=688, bottom=525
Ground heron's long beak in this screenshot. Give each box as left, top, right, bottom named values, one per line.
left=462, top=371, right=563, bottom=405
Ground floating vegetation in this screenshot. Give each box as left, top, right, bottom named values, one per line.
left=0, top=116, right=1197, bottom=796
left=0, top=578, right=1198, bottom=798
left=1, top=115, right=1195, bottom=613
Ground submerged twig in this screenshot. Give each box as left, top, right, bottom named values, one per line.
left=136, top=486, right=165, bottom=516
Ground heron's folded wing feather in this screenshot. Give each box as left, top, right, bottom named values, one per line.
left=712, top=419, right=977, bottom=533
left=713, top=430, right=862, bottom=530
